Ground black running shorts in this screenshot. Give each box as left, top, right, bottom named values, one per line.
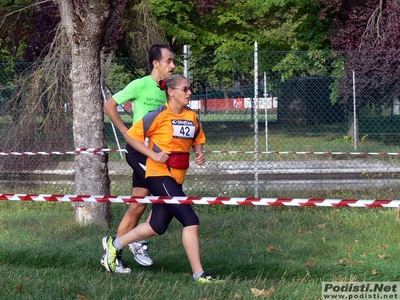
left=125, top=143, right=147, bottom=189
left=146, top=176, right=200, bottom=235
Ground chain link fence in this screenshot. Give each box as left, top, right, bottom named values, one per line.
left=1, top=50, right=400, bottom=199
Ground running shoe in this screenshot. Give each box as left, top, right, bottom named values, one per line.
left=102, top=236, right=118, bottom=272
left=196, top=272, right=223, bottom=283
left=100, top=250, right=131, bottom=273
left=128, top=241, right=154, bottom=266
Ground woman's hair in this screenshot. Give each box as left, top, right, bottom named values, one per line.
left=158, top=74, right=187, bottom=98
left=148, top=44, right=174, bottom=71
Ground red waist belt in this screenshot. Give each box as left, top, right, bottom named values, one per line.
left=166, top=152, right=190, bottom=169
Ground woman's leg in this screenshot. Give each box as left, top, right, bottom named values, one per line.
left=115, top=202, right=173, bottom=246
left=182, top=225, right=203, bottom=274
left=146, top=176, right=204, bottom=275
left=118, top=222, right=157, bottom=248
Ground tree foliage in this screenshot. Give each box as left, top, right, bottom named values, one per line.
left=121, top=0, right=166, bottom=60
left=148, top=0, right=332, bottom=54
left=0, top=0, right=34, bottom=61
left=319, top=0, right=400, bottom=112
left=143, top=0, right=335, bottom=94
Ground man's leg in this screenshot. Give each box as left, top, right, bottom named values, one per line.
left=101, top=189, right=153, bottom=271
left=118, top=187, right=154, bottom=267
left=123, top=145, right=154, bottom=267
left=116, top=187, right=150, bottom=237
left=101, top=144, right=153, bottom=272
left=102, top=188, right=153, bottom=271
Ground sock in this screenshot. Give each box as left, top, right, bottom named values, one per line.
left=113, top=237, right=123, bottom=251
left=193, top=270, right=204, bottom=281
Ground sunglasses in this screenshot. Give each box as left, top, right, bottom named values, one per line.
left=171, top=86, right=192, bottom=93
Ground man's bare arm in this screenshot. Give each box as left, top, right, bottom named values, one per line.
left=104, top=97, right=130, bottom=138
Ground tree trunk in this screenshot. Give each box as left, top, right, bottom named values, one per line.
left=55, top=0, right=111, bottom=225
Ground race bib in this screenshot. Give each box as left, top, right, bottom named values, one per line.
left=171, top=119, right=195, bottom=139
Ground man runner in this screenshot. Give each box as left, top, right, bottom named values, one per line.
left=101, top=44, right=175, bottom=273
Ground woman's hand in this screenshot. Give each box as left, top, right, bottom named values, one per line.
left=194, top=152, right=205, bottom=166
left=151, top=151, right=171, bottom=163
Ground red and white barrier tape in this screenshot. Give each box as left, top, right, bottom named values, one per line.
left=1, top=194, right=399, bottom=207
left=1, top=148, right=400, bottom=156
left=0, top=148, right=109, bottom=156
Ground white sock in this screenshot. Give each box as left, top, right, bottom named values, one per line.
left=193, top=271, right=204, bottom=281
left=113, top=238, right=123, bottom=250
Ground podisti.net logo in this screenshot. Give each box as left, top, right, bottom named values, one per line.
left=322, top=282, right=400, bottom=299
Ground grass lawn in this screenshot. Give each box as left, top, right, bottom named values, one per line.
left=1, top=201, right=400, bottom=299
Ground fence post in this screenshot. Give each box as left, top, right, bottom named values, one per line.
left=184, top=45, right=190, bottom=81
left=101, top=83, right=123, bottom=159
left=264, top=72, right=268, bottom=152
left=254, top=41, right=259, bottom=198
left=352, top=70, right=357, bottom=150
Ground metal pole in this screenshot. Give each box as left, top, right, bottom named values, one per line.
left=352, top=70, right=357, bottom=150
left=183, top=45, right=189, bottom=81
left=264, top=72, right=268, bottom=152
left=101, top=84, right=123, bottom=159
left=254, top=41, right=259, bottom=198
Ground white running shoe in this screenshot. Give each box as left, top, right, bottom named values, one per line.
left=128, top=241, right=153, bottom=266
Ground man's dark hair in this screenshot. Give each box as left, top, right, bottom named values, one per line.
left=148, top=44, right=174, bottom=71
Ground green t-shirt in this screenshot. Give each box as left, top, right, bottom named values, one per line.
left=113, top=75, right=167, bottom=124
